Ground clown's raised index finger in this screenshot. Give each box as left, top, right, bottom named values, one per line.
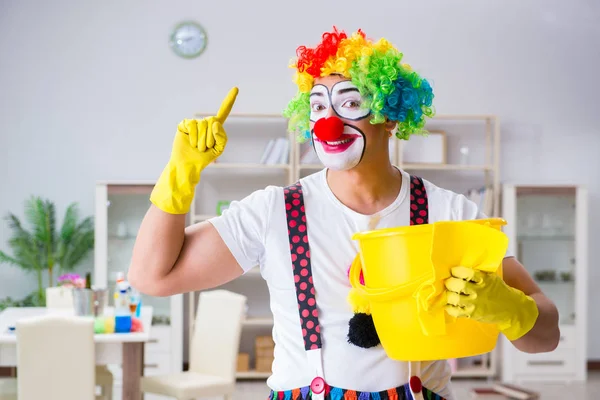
left=215, top=87, right=239, bottom=123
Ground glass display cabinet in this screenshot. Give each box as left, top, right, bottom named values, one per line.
left=501, top=184, right=587, bottom=383
left=94, top=182, right=183, bottom=392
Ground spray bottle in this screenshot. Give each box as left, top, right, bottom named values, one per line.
left=114, top=272, right=132, bottom=333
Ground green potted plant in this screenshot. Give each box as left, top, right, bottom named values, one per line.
left=0, top=196, right=94, bottom=308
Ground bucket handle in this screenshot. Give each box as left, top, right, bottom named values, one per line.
left=349, top=220, right=509, bottom=338
left=349, top=254, right=446, bottom=336
left=349, top=255, right=431, bottom=299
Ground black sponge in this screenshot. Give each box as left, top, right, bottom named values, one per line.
left=347, top=313, right=381, bottom=348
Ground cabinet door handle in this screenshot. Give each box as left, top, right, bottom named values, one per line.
left=148, top=339, right=159, bottom=344
left=144, top=363, right=159, bottom=369
left=527, top=360, right=564, bottom=367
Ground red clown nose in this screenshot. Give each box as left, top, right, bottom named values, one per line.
left=314, top=117, right=344, bottom=142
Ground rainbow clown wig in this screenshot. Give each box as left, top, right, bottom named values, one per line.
left=283, top=27, right=435, bottom=142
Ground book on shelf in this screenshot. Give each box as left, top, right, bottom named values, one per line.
left=466, top=186, right=494, bottom=216
left=260, top=138, right=289, bottom=165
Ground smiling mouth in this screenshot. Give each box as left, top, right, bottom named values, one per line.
left=324, top=138, right=353, bottom=145
left=314, top=133, right=360, bottom=153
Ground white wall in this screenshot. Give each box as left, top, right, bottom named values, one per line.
left=1, top=0, right=599, bottom=357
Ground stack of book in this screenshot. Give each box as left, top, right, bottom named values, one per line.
left=260, top=138, right=290, bottom=165
left=254, top=335, right=274, bottom=372
left=236, top=352, right=249, bottom=372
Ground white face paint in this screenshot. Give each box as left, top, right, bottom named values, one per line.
left=309, top=81, right=371, bottom=171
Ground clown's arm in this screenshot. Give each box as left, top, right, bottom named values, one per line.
left=500, top=256, right=561, bottom=353
left=128, top=88, right=249, bottom=297
left=129, top=212, right=245, bottom=297
left=445, top=195, right=561, bottom=354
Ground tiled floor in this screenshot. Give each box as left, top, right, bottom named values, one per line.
left=232, top=372, right=600, bottom=399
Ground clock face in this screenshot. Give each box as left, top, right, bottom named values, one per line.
left=169, top=21, right=207, bottom=59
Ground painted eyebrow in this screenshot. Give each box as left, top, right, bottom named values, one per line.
left=334, top=87, right=360, bottom=95
left=309, top=92, right=324, bottom=97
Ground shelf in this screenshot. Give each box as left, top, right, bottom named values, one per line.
left=187, top=114, right=503, bottom=380
left=517, top=235, right=574, bottom=241
left=452, top=367, right=495, bottom=378
left=400, top=163, right=492, bottom=171
left=298, top=164, right=324, bottom=170
left=429, top=114, right=496, bottom=120
left=515, top=186, right=577, bottom=196
left=236, top=370, right=270, bottom=379
left=194, top=112, right=285, bottom=121
left=206, top=163, right=291, bottom=170
left=243, top=317, right=274, bottom=326
left=193, top=113, right=496, bottom=123
left=299, top=163, right=492, bottom=172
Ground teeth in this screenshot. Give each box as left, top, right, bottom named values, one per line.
left=325, top=138, right=352, bottom=145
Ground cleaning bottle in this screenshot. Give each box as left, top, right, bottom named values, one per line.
left=114, top=275, right=132, bottom=333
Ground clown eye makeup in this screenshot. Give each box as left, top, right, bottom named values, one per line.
left=309, top=81, right=370, bottom=122
left=309, top=85, right=330, bottom=122
left=311, top=103, right=327, bottom=112
left=342, top=100, right=361, bottom=109
left=331, top=81, right=370, bottom=121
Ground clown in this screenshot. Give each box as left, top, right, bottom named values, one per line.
left=130, top=28, right=560, bottom=400
left=284, top=28, right=434, bottom=172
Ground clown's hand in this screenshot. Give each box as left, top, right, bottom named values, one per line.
left=444, top=266, right=539, bottom=341
left=150, top=87, right=238, bottom=214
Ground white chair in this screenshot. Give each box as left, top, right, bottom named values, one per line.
left=46, top=286, right=114, bottom=400
left=141, top=289, right=247, bottom=400
left=0, top=378, right=16, bottom=400
left=16, top=314, right=104, bottom=400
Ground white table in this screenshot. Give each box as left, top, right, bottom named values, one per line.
left=0, top=306, right=153, bottom=400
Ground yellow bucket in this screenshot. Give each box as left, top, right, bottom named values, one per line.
left=350, top=218, right=509, bottom=361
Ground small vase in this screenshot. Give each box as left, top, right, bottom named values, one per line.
left=459, top=146, right=470, bottom=165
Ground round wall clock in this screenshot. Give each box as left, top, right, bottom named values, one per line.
left=169, top=21, right=207, bottom=59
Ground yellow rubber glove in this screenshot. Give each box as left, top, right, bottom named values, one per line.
left=414, top=220, right=509, bottom=336
left=150, top=87, right=239, bottom=214
left=445, top=266, right=539, bottom=341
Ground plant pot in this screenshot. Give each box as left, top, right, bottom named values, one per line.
left=73, top=288, right=108, bottom=317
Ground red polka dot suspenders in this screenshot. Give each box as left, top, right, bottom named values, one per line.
left=409, top=176, right=429, bottom=225
left=284, top=183, right=322, bottom=351
left=283, top=176, right=429, bottom=400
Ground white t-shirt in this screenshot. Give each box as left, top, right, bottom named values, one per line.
left=209, top=168, right=507, bottom=399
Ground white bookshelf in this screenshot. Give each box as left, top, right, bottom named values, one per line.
left=296, top=115, right=500, bottom=217
left=189, top=113, right=502, bottom=379
left=402, top=115, right=502, bottom=379
left=188, top=114, right=294, bottom=379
